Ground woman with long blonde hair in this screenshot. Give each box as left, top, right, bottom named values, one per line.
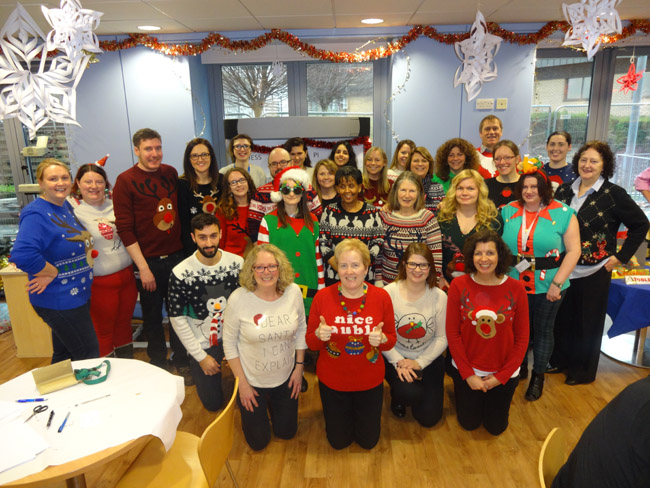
left=437, top=169, right=502, bottom=283
left=362, top=146, right=392, bottom=208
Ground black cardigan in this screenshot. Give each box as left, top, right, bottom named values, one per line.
left=554, top=179, right=648, bottom=266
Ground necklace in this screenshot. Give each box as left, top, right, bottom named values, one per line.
left=338, top=283, right=368, bottom=316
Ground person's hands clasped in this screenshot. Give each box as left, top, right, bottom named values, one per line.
left=466, top=374, right=488, bottom=392
left=288, top=364, right=304, bottom=399
left=198, top=355, right=220, bottom=376
left=482, top=374, right=501, bottom=390
left=604, top=255, right=621, bottom=272
left=239, top=380, right=259, bottom=412
left=316, top=315, right=332, bottom=342
left=27, top=275, right=54, bottom=295
left=368, top=322, right=385, bottom=347
left=396, top=358, right=421, bottom=383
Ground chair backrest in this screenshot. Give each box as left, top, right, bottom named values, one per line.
left=198, top=377, right=239, bottom=488
left=539, top=427, right=566, bottom=488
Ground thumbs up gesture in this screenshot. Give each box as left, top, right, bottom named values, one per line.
left=368, top=322, right=385, bottom=347
left=316, top=315, right=332, bottom=342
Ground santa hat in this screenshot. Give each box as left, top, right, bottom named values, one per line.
left=475, top=309, right=497, bottom=321
left=95, top=154, right=109, bottom=167
left=270, top=166, right=311, bottom=203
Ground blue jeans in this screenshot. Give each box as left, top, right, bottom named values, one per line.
left=188, top=344, right=224, bottom=412
left=528, top=290, right=566, bottom=374
left=33, top=301, right=100, bottom=363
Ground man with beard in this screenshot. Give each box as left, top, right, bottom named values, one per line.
left=168, top=213, right=243, bottom=410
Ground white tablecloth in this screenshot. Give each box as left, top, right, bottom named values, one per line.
left=0, top=358, right=184, bottom=484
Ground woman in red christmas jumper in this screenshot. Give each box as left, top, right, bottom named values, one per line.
left=307, top=239, right=396, bottom=449
left=446, top=230, right=529, bottom=436
left=215, top=167, right=256, bottom=257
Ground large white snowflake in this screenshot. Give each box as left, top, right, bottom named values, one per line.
left=454, top=11, right=502, bottom=102
left=42, top=0, right=103, bottom=63
left=562, top=0, right=622, bottom=60
left=0, top=2, right=101, bottom=139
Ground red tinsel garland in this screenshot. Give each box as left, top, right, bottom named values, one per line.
left=251, top=136, right=371, bottom=155
left=88, top=20, right=650, bottom=61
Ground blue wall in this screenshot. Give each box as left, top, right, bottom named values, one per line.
left=390, top=37, right=536, bottom=156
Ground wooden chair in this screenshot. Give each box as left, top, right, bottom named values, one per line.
left=116, top=378, right=240, bottom=488
left=538, top=427, right=566, bottom=488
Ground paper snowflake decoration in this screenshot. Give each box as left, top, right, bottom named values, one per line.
left=616, top=61, right=644, bottom=94
left=562, top=0, right=622, bottom=60
left=0, top=2, right=101, bottom=139
left=454, top=11, right=502, bottom=102
left=42, top=0, right=103, bottom=63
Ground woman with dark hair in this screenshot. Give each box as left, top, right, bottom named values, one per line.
left=383, top=243, right=447, bottom=426
left=433, top=138, right=488, bottom=192
left=501, top=169, right=580, bottom=401
left=220, top=134, right=266, bottom=187
left=223, top=243, right=307, bottom=451
left=10, top=159, right=99, bottom=362
left=312, top=159, right=339, bottom=208
left=258, top=167, right=324, bottom=315
left=551, top=141, right=649, bottom=385
left=329, top=141, right=358, bottom=168
left=446, top=230, right=529, bottom=436
left=378, top=171, right=442, bottom=285
left=485, top=140, right=521, bottom=209
left=307, top=239, right=396, bottom=450
left=67, top=163, right=137, bottom=358
left=407, top=146, right=445, bottom=217
left=319, top=166, right=384, bottom=286
left=388, top=139, right=416, bottom=181
left=437, top=169, right=502, bottom=284
left=214, top=167, right=256, bottom=257
left=283, top=137, right=313, bottom=177
left=178, top=138, right=225, bottom=256
left=543, top=131, right=576, bottom=187
left=362, top=146, right=392, bottom=208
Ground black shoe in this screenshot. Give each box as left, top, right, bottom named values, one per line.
left=177, top=366, right=195, bottom=386
left=565, top=377, right=581, bottom=385
left=391, top=401, right=406, bottom=418
left=545, top=365, right=564, bottom=374
left=525, top=373, right=544, bottom=401
left=301, top=377, right=308, bottom=393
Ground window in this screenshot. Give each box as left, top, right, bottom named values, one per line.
left=305, top=62, right=373, bottom=117
left=566, top=76, right=591, bottom=100
left=221, top=64, right=289, bottom=118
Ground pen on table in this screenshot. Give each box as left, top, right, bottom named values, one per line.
left=58, top=411, right=70, bottom=433
left=75, top=393, right=111, bottom=406
left=46, top=410, right=55, bottom=429
left=16, top=398, right=47, bottom=403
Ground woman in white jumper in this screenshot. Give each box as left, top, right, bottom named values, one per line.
left=223, top=243, right=307, bottom=451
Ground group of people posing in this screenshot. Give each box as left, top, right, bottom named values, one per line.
left=10, top=116, right=648, bottom=452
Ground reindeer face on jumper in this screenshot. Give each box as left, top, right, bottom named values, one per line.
left=131, top=176, right=178, bottom=233
left=471, top=309, right=505, bottom=339
left=51, top=214, right=99, bottom=266
left=154, top=197, right=175, bottom=231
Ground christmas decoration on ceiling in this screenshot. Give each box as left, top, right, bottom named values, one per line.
left=0, top=1, right=103, bottom=139
left=562, top=0, right=623, bottom=60
left=41, top=0, right=103, bottom=62
left=616, top=58, right=644, bottom=94
left=453, top=11, right=502, bottom=102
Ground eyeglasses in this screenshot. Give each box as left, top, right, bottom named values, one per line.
left=280, top=184, right=303, bottom=195
left=406, top=262, right=431, bottom=271
left=269, top=160, right=290, bottom=169
left=234, top=144, right=251, bottom=150
left=253, top=264, right=279, bottom=273
left=190, top=152, right=210, bottom=161
left=229, top=178, right=247, bottom=187
left=494, top=156, right=515, bottom=163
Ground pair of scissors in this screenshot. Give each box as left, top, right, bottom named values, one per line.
left=24, top=404, right=48, bottom=423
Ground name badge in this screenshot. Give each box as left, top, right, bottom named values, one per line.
left=515, top=259, right=531, bottom=273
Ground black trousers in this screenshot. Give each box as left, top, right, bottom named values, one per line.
left=136, top=251, right=188, bottom=368
left=385, top=355, right=444, bottom=427
left=449, top=366, right=519, bottom=436
left=551, top=266, right=612, bottom=383
left=318, top=381, right=383, bottom=450
left=188, top=344, right=224, bottom=412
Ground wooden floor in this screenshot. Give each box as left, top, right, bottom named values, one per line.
left=1, top=329, right=647, bottom=488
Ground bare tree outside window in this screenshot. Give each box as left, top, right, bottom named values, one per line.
left=221, top=64, right=288, bottom=118
left=306, top=63, right=373, bottom=115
